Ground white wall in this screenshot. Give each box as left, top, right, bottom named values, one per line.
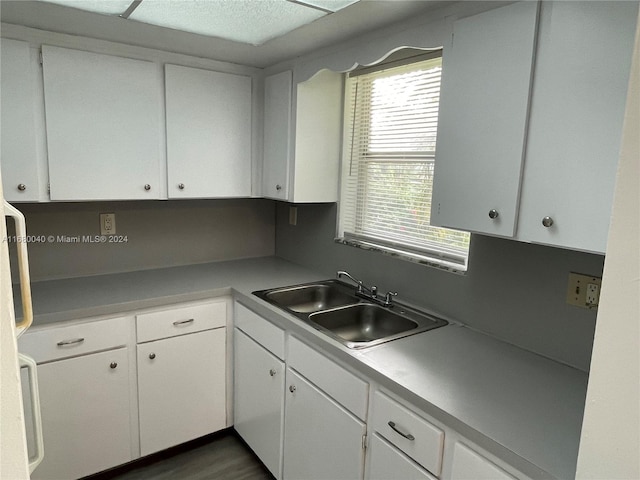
left=575, top=11, right=640, bottom=479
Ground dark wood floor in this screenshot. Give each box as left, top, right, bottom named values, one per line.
left=93, top=431, right=274, bottom=480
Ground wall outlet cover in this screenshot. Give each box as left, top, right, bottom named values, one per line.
left=100, top=213, right=116, bottom=235
left=567, top=272, right=602, bottom=309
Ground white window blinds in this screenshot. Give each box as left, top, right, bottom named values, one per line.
left=339, top=54, right=471, bottom=271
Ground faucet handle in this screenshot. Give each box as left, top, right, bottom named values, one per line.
left=384, top=291, right=398, bottom=306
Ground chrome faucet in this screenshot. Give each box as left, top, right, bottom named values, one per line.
left=336, top=271, right=398, bottom=307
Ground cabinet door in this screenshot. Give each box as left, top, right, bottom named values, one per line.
left=517, top=1, right=638, bottom=253
left=0, top=39, right=41, bottom=202
left=367, top=434, right=436, bottom=480
left=450, top=442, right=515, bottom=480
left=262, top=70, right=292, bottom=200
left=165, top=64, right=252, bottom=198
left=42, top=46, right=162, bottom=200
left=234, top=328, right=284, bottom=479
left=283, top=368, right=366, bottom=480
left=431, top=2, right=539, bottom=237
left=26, top=348, right=132, bottom=480
left=137, top=328, right=226, bottom=456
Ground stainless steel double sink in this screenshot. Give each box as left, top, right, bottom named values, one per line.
left=253, top=280, right=448, bottom=349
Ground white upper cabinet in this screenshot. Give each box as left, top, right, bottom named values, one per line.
left=262, top=69, right=343, bottom=203
left=516, top=1, right=638, bottom=253
left=0, top=39, right=43, bottom=202
left=263, top=70, right=292, bottom=200
left=165, top=64, right=252, bottom=198
left=42, top=46, right=162, bottom=200
left=431, top=1, right=539, bottom=237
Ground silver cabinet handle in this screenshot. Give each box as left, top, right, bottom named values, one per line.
left=276, top=184, right=282, bottom=191
left=173, top=318, right=195, bottom=326
left=289, top=385, right=296, bottom=393
left=388, top=421, right=415, bottom=441
left=178, top=183, right=185, bottom=190
left=488, top=209, right=499, bottom=219
left=144, top=184, right=151, bottom=191
left=542, top=216, right=554, bottom=228
left=110, top=362, right=118, bottom=369
left=57, top=338, right=85, bottom=347
left=269, top=369, right=277, bottom=377
left=149, top=353, right=156, bottom=360
left=17, top=183, right=27, bottom=191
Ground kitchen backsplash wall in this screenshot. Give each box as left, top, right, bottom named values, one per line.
left=10, top=199, right=275, bottom=282
left=275, top=202, right=604, bottom=372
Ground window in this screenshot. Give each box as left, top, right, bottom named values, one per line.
left=338, top=51, right=471, bottom=272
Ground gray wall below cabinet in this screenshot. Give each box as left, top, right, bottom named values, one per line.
left=11, top=199, right=276, bottom=282
left=275, top=202, right=604, bottom=372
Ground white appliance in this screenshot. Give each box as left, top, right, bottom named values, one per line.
left=0, top=171, right=44, bottom=478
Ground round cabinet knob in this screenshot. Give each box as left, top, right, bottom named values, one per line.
left=488, top=209, right=499, bottom=219
left=144, top=184, right=151, bottom=191
left=276, top=184, right=282, bottom=191
left=269, top=369, right=277, bottom=377
left=149, top=353, right=156, bottom=360
left=110, top=362, right=118, bottom=369
left=178, top=183, right=185, bottom=190
left=289, top=385, right=296, bottom=393
left=17, top=184, right=26, bottom=191
left=542, top=216, right=554, bottom=228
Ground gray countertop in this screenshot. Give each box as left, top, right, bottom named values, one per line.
left=20, top=256, right=587, bottom=479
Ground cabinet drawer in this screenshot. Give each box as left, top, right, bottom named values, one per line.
left=18, top=316, right=130, bottom=363
left=288, top=336, right=368, bottom=420
left=137, top=300, right=227, bottom=343
left=371, top=391, right=444, bottom=476
left=235, top=302, right=285, bottom=360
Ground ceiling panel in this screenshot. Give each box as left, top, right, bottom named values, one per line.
left=129, top=0, right=327, bottom=45
left=36, top=0, right=132, bottom=15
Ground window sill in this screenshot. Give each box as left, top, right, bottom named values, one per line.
left=334, top=237, right=467, bottom=275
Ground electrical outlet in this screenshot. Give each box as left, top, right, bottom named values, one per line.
left=566, top=272, right=602, bottom=309
left=100, top=213, right=116, bottom=235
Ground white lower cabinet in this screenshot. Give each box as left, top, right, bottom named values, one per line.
left=234, top=328, right=285, bottom=478
left=25, top=348, right=133, bottom=480
left=19, top=316, right=133, bottom=480
left=137, top=327, right=227, bottom=456
left=283, top=368, right=366, bottom=480
left=367, top=434, right=437, bottom=480
left=450, top=442, right=516, bottom=480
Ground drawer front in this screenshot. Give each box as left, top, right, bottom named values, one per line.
left=19, top=316, right=130, bottom=363
left=137, top=300, right=227, bottom=343
left=288, top=336, right=368, bottom=421
left=234, top=302, right=285, bottom=360
left=371, top=391, right=444, bottom=476
left=368, top=434, right=438, bottom=480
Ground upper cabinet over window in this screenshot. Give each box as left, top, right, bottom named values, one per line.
left=262, top=69, right=343, bottom=203
left=42, top=46, right=162, bottom=201
left=431, top=1, right=539, bottom=238
left=165, top=64, right=252, bottom=199
left=0, top=39, right=43, bottom=202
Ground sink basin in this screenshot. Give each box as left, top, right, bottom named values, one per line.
left=253, top=280, right=448, bottom=349
left=258, top=281, right=358, bottom=314
left=309, top=304, right=418, bottom=342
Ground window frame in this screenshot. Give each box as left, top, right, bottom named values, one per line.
left=336, top=49, right=471, bottom=273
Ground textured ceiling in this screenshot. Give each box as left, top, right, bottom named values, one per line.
left=0, top=0, right=448, bottom=68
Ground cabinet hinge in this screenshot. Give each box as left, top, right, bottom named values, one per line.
left=362, top=434, right=367, bottom=450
